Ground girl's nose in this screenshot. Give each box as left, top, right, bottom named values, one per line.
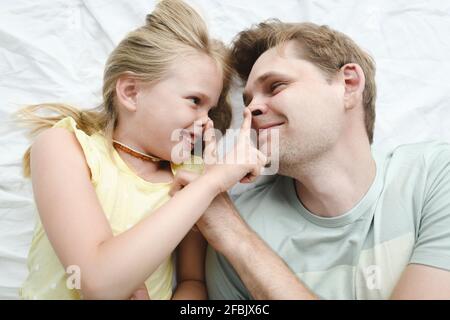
left=193, top=115, right=210, bottom=133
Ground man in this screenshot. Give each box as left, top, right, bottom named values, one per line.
left=195, top=21, right=450, bottom=299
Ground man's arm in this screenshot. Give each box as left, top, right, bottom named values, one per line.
left=389, top=143, right=450, bottom=299
left=390, top=264, right=450, bottom=299
left=197, top=193, right=317, bottom=300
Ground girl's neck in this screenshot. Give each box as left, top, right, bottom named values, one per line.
left=112, top=129, right=172, bottom=183
left=115, top=148, right=173, bottom=183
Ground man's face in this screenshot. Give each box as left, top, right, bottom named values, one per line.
left=243, top=40, right=346, bottom=173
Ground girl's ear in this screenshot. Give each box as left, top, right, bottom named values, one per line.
left=340, top=63, right=365, bottom=110
left=116, top=73, right=139, bottom=112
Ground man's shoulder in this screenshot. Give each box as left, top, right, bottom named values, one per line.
left=375, top=140, right=450, bottom=171
left=392, top=140, right=449, bottom=156
left=373, top=140, right=450, bottom=220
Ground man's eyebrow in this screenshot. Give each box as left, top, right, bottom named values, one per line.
left=242, top=71, right=287, bottom=106
left=256, top=71, right=287, bottom=84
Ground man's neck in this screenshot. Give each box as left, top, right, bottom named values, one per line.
left=289, top=140, right=376, bottom=218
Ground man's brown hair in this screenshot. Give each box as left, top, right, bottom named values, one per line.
left=231, top=20, right=377, bottom=143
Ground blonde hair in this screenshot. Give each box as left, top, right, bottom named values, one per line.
left=231, top=20, right=377, bottom=144
left=17, top=0, right=233, bottom=177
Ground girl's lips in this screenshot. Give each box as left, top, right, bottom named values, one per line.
left=179, top=130, right=192, bottom=143
left=190, top=133, right=197, bottom=143
left=181, top=128, right=199, bottom=143
left=183, top=131, right=198, bottom=148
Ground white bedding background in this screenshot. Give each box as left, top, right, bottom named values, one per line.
left=0, top=0, right=449, bottom=299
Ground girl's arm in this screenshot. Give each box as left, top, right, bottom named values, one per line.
left=31, top=110, right=262, bottom=300
left=171, top=229, right=208, bottom=300
left=31, top=128, right=220, bottom=300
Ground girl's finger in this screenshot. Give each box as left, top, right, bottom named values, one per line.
left=168, top=178, right=183, bottom=197
left=169, top=170, right=199, bottom=196
left=240, top=163, right=261, bottom=184
left=257, top=150, right=269, bottom=167
left=203, top=119, right=218, bottom=165
left=238, top=108, right=252, bottom=139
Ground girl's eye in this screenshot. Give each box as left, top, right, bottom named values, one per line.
left=188, top=97, right=201, bottom=105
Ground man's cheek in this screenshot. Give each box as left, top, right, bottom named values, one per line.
left=258, top=129, right=279, bottom=158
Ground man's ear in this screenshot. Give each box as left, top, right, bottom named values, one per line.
left=341, top=63, right=365, bottom=110
left=115, top=73, right=139, bottom=112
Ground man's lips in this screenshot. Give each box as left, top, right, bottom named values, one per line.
left=256, top=122, right=285, bottom=130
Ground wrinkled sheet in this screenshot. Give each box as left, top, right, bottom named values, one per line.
left=0, top=0, right=449, bottom=299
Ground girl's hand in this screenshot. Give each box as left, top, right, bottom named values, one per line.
left=204, top=108, right=268, bottom=193
left=169, top=169, right=201, bottom=196
left=169, top=109, right=267, bottom=197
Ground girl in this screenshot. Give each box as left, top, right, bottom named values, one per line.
left=17, top=0, right=265, bottom=300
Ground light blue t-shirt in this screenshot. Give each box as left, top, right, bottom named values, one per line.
left=206, top=141, right=450, bottom=299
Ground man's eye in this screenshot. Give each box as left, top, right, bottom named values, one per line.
left=270, top=82, right=286, bottom=93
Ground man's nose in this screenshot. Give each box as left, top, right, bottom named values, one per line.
left=247, top=102, right=268, bottom=117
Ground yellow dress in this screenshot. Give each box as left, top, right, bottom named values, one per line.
left=20, top=117, right=203, bottom=299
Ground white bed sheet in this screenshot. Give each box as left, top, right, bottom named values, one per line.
left=0, top=0, right=449, bottom=299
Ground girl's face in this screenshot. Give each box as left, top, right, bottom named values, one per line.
left=120, top=52, right=223, bottom=162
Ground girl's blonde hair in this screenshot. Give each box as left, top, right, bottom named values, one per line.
left=17, top=0, right=233, bottom=177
